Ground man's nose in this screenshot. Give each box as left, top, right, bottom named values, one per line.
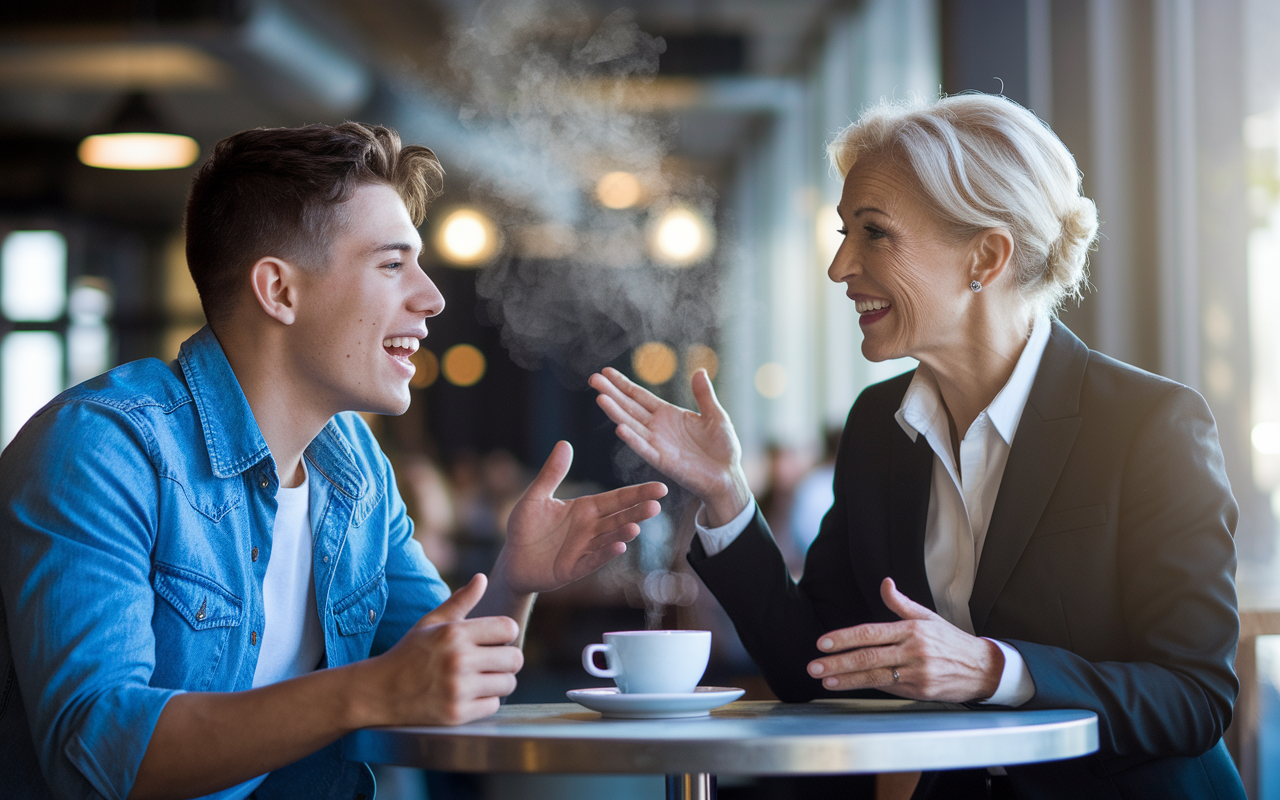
left=413, top=266, right=446, bottom=317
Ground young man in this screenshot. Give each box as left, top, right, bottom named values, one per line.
left=0, top=123, right=667, bottom=799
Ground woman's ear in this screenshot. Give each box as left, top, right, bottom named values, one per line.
left=970, top=228, right=1015, bottom=289
left=249, top=257, right=299, bottom=324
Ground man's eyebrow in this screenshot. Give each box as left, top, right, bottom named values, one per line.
left=369, top=242, right=420, bottom=255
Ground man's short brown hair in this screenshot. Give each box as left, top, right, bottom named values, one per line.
left=184, top=122, right=444, bottom=325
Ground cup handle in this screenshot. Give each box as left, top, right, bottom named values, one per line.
left=582, top=643, right=619, bottom=678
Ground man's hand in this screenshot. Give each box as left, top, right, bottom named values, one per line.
left=805, top=578, right=1003, bottom=703
left=354, top=573, right=523, bottom=727
left=494, top=440, right=667, bottom=595
left=589, top=367, right=750, bottom=526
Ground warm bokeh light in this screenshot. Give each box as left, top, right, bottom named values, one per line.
left=754, top=362, right=787, bottom=399
left=78, top=132, right=199, bottom=170
left=442, top=344, right=486, bottom=387
left=684, top=344, right=719, bottom=381
left=409, top=347, right=440, bottom=389
left=650, top=206, right=713, bottom=267
left=596, top=171, right=643, bottom=209
left=1254, top=422, right=1280, bottom=455
left=632, top=342, right=677, bottom=385
left=437, top=208, right=499, bottom=267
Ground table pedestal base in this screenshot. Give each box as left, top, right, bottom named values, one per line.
left=666, top=772, right=716, bottom=800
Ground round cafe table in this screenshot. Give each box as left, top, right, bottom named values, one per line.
left=344, top=697, right=1097, bottom=800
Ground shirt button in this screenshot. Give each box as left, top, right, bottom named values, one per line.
left=259, top=476, right=268, bottom=489
left=251, top=631, right=258, bottom=645
left=368, top=609, right=376, bottom=624
left=251, top=546, right=259, bottom=562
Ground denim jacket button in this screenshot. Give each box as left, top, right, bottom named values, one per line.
left=251, top=546, right=259, bottom=562
left=368, top=608, right=376, bottom=624
left=258, top=476, right=268, bottom=489
left=323, top=555, right=330, bottom=564
left=251, top=631, right=257, bottom=645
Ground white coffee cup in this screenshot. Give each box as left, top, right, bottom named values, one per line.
left=581, top=630, right=711, bottom=694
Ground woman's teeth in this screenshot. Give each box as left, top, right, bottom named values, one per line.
left=382, top=337, right=420, bottom=354
left=855, top=298, right=891, bottom=313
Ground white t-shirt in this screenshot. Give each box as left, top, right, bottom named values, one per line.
left=252, top=462, right=325, bottom=688
left=221, top=464, right=327, bottom=800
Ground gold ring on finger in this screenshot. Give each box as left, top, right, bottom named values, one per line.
left=891, top=668, right=900, bottom=683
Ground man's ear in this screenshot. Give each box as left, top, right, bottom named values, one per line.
left=970, top=228, right=1015, bottom=289
left=249, top=257, right=300, bottom=324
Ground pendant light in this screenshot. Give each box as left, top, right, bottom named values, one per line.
left=78, top=92, right=199, bottom=171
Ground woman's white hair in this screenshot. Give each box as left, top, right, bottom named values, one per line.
left=827, top=93, right=1098, bottom=315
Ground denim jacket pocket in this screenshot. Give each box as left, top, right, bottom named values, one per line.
left=333, top=570, right=388, bottom=637
left=151, top=564, right=243, bottom=691
left=153, top=563, right=243, bottom=630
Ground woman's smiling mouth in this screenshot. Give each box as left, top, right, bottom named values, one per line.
left=854, top=297, right=891, bottom=326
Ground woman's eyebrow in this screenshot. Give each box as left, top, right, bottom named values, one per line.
left=853, top=206, right=886, bottom=217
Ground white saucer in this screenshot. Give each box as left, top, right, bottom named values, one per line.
left=566, top=686, right=745, bottom=719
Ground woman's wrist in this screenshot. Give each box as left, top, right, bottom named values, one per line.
left=702, top=469, right=752, bottom=528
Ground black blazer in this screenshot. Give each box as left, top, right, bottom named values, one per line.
left=690, top=322, right=1244, bottom=799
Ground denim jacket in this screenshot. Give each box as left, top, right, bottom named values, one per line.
left=0, top=326, right=451, bottom=799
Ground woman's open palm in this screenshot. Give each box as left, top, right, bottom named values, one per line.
left=589, top=367, right=749, bottom=523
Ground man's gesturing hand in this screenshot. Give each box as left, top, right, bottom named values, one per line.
left=358, top=574, right=523, bottom=727
left=805, top=578, right=1003, bottom=703
left=496, top=440, right=667, bottom=595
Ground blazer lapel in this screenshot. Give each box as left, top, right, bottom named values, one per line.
left=969, top=321, right=1087, bottom=632
left=884, top=422, right=937, bottom=615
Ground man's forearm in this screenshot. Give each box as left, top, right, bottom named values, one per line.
left=129, top=661, right=371, bottom=800
left=472, top=557, right=536, bottom=648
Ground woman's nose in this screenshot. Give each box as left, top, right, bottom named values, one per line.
left=827, top=244, right=856, bottom=284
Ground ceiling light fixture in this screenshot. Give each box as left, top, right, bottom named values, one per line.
left=78, top=92, right=199, bottom=171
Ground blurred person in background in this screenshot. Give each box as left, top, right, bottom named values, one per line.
left=788, top=427, right=843, bottom=560
left=0, top=122, right=667, bottom=800
left=593, top=93, right=1243, bottom=799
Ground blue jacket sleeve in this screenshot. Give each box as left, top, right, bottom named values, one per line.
left=0, top=399, right=182, bottom=800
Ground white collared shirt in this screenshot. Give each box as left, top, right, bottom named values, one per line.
left=697, top=315, right=1050, bottom=707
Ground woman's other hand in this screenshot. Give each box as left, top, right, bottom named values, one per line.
left=806, top=578, right=1004, bottom=703
left=589, top=367, right=751, bottom=526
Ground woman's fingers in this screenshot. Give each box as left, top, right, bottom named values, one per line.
left=689, top=369, right=726, bottom=420
left=599, top=367, right=665, bottom=414
left=591, top=369, right=662, bottom=423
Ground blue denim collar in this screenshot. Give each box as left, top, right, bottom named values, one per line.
left=177, top=326, right=367, bottom=499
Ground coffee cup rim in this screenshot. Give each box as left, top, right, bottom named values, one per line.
left=602, top=629, right=710, bottom=637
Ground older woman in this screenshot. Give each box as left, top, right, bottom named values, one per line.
left=590, top=94, right=1244, bottom=799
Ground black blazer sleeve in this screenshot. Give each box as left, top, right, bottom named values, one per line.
left=690, top=325, right=1240, bottom=769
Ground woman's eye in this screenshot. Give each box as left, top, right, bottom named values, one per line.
left=864, top=226, right=886, bottom=240
left=837, top=227, right=848, bottom=237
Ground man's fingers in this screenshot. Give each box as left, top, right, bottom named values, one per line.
left=418, top=573, right=488, bottom=626
left=590, top=482, right=668, bottom=518
left=880, top=577, right=936, bottom=622
left=526, top=440, right=573, bottom=499
left=454, top=616, right=523, bottom=647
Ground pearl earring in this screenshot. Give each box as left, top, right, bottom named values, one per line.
left=970, top=280, right=982, bottom=293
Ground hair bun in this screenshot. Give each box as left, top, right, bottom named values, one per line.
left=1045, top=196, right=1099, bottom=304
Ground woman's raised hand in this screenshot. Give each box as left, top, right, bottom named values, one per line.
left=589, top=367, right=751, bottom=526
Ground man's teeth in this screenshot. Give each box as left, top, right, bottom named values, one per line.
left=855, top=298, right=891, bottom=313
left=382, top=337, right=420, bottom=354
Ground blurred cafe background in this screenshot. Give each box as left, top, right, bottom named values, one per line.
left=4, top=0, right=1280, bottom=797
